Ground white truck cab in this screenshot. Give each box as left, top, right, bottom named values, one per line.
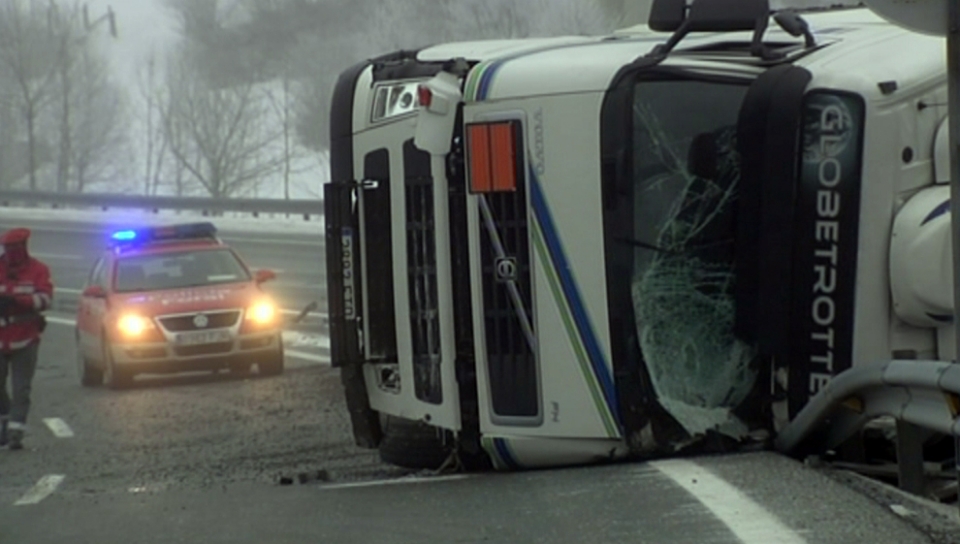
left=325, top=0, right=955, bottom=470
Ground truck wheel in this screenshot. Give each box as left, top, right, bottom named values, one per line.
left=378, top=416, right=451, bottom=470
left=259, top=345, right=284, bottom=376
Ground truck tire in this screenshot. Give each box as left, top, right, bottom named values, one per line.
left=378, top=416, right=451, bottom=470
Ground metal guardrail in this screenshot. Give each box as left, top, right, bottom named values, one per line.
left=775, top=359, right=960, bottom=497
left=0, top=189, right=324, bottom=218
left=775, top=359, right=960, bottom=455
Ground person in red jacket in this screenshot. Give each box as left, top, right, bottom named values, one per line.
left=0, top=228, right=52, bottom=451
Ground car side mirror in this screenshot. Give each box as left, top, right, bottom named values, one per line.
left=82, top=285, right=106, bottom=298
left=254, top=269, right=276, bottom=284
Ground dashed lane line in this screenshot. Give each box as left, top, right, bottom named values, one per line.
left=43, top=418, right=74, bottom=438
left=14, top=475, right=66, bottom=506
left=650, top=459, right=808, bottom=544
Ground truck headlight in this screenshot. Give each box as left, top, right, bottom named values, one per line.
left=371, top=81, right=423, bottom=123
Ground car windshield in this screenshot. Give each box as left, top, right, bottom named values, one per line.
left=113, top=248, right=251, bottom=292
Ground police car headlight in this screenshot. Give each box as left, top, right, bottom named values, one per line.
left=118, top=314, right=153, bottom=337
left=246, top=301, right=276, bottom=325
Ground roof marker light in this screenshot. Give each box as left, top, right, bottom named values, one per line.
left=112, top=230, right=137, bottom=241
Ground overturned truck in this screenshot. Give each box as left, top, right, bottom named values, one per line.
left=325, top=0, right=958, bottom=470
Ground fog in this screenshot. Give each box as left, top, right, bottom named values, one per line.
left=0, top=0, right=869, bottom=199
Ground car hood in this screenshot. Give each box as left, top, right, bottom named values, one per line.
left=111, top=282, right=262, bottom=315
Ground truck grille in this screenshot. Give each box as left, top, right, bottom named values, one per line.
left=159, top=311, right=240, bottom=332
left=404, top=140, right=442, bottom=404
left=361, top=149, right=398, bottom=363
left=480, top=186, right=538, bottom=418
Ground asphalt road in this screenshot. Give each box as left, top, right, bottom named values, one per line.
left=1, top=211, right=960, bottom=543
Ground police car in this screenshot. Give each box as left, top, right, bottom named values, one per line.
left=75, top=222, right=284, bottom=388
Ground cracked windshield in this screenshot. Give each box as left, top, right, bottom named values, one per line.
left=628, top=79, right=755, bottom=437
left=3, top=0, right=960, bottom=543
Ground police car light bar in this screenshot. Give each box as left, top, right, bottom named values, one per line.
left=109, top=222, right=219, bottom=249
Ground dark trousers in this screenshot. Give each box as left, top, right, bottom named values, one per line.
left=0, top=341, right=39, bottom=430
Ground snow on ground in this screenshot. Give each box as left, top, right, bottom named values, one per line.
left=0, top=205, right=325, bottom=235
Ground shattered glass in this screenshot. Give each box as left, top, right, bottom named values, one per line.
left=629, top=80, right=758, bottom=437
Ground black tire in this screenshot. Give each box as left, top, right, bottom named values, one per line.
left=75, top=334, right=103, bottom=387
left=102, top=337, right=132, bottom=389
left=378, top=416, right=451, bottom=470
left=258, top=344, right=284, bottom=376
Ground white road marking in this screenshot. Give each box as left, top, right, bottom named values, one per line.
left=320, top=474, right=469, bottom=490
left=281, top=308, right=325, bottom=318
left=43, top=418, right=74, bottom=438
left=889, top=504, right=914, bottom=517
left=221, top=236, right=321, bottom=246
left=31, top=253, right=84, bottom=260
left=14, top=475, right=66, bottom=506
left=248, top=266, right=286, bottom=274
left=650, top=459, right=807, bottom=544
left=45, top=315, right=76, bottom=326
left=282, top=331, right=329, bottom=349
left=285, top=349, right=329, bottom=367
left=56, top=287, right=82, bottom=294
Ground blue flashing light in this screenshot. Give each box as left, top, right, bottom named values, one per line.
left=108, top=222, right=219, bottom=252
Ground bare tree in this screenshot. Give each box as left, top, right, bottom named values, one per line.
left=67, top=46, right=128, bottom=192
left=159, top=49, right=284, bottom=198
left=265, top=77, right=297, bottom=200
left=0, top=0, right=60, bottom=190
left=136, top=50, right=169, bottom=195
left=41, top=1, right=127, bottom=193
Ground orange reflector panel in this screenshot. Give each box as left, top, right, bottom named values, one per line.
left=467, top=121, right=519, bottom=193
left=467, top=124, right=492, bottom=193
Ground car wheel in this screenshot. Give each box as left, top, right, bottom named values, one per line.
left=258, top=344, right=284, bottom=376
left=102, top=337, right=133, bottom=389
left=75, top=337, right=103, bottom=387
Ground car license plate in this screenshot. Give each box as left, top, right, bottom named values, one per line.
left=176, top=330, right=232, bottom=345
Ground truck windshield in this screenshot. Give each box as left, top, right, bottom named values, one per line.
left=606, top=76, right=757, bottom=436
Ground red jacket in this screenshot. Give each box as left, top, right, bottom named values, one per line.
left=0, top=256, right=52, bottom=352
